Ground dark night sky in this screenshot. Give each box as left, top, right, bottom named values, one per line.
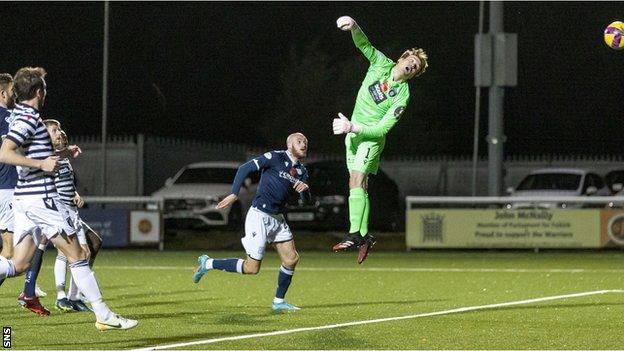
left=2, top=1, right=624, bottom=156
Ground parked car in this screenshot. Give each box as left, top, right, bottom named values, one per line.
left=152, top=162, right=259, bottom=229
left=604, top=169, right=624, bottom=208
left=604, top=169, right=624, bottom=194
left=506, top=168, right=609, bottom=209
left=283, top=160, right=401, bottom=231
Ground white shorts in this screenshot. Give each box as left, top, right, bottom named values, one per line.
left=67, top=205, right=88, bottom=245
left=241, top=207, right=293, bottom=261
left=0, top=189, right=14, bottom=233
left=13, top=196, right=76, bottom=247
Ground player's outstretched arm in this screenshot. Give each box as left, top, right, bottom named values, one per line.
left=0, top=138, right=59, bottom=171
left=56, top=145, right=82, bottom=159
left=336, top=15, right=384, bottom=64
left=217, top=194, right=238, bottom=209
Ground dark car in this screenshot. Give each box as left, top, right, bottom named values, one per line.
left=283, top=160, right=401, bottom=231
left=605, top=169, right=624, bottom=194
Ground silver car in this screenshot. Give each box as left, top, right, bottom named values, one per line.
left=506, top=168, right=610, bottom=209
left=152, top=162, right=258, bottom=229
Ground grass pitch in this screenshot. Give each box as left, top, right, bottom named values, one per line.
left=1, top=249, right=624, bottom=350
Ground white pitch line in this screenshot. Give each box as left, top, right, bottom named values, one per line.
left=131, top=289, right=624, bottom=351
left=97, top=265, right=624, bottom=273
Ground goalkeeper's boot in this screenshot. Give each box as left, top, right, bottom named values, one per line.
left=332, top=232, right=364, bottom=252
left=192, top=254, right=210, bottom=283
left=95, top=314, right=138, bottom=331
left=55, top=298, right=75, bottom=312
left=272, top=300, right=301, bottom=312
left=357, top=234, right=377, bottom=264
left=70, top=299, right=93, bottom=312
left=17, top=292, right=50, bottom=316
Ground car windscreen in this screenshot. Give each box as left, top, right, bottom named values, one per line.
left=516, top=173, right=581, bottom=191
left=605, top=171, right=624, bottom=187
left=175, top=167, right=238, bottom=184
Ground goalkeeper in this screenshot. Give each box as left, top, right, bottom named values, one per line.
left=332, top=16, right=428, bottom=264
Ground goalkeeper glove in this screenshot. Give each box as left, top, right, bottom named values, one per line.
left=332, top=112, right=361, bottom=135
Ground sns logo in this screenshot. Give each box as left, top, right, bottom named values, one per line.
left=3, top=326, right=11, bottom=348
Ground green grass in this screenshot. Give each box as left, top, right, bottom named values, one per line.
left=2, top=249, right=624, bottom=349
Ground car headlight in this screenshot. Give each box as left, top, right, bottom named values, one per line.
left=318, top=195, right=346, bottom=205
left=205, top=195, right=227, bottom=207
left=186, top=199, right=209, bottom=209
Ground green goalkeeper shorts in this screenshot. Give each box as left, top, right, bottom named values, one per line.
left=345, top=134, right=384, bottom=175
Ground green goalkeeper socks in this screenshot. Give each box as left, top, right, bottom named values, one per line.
left=360, top=191, right=370, bottom=236
left=348, top=187, right=366, bottom=234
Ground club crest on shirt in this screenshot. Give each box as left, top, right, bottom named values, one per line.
left=289, top=167, right=297, bottom=177
left=368, top=81, right=388, bottom=104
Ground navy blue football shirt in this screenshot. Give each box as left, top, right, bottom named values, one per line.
left=0, top=106, right=17, bottom=189
left=231, top=150, right=310, bottom=214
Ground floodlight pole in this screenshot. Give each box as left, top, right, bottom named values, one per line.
left=471, top=1, right=485, bottom=196
left=101, top=1, right=109, bottom=196
left=487, top=1, right=504, bottom=196
left=474, top=1, right=516, bottom=196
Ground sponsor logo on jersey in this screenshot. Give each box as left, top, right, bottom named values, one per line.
left=279, top=171, right=298, bottom=184
left=394, top=106, right=406, bottom=120
left=368, top=81, right=388, bottom=104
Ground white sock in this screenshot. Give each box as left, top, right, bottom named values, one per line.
left=205, top=258, right=214, bottom=270
left=54, top=256, right=68, bottom=300
left=273, top=297, right=284, bottom=304
left=69, top=261, right=112, bottom=321
left=68, top=276, right=80, bottom=301
left=0, top=256, right=15, bottom=280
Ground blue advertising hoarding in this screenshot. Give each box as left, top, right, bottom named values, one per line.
left=79, top=209, right=129, bottom=248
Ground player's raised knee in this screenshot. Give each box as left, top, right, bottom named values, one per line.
left=282, top=251, right=299, bottom=268
left=12, top=259, right=31, bottom=275
left=243, top=259, right=261, bottom=275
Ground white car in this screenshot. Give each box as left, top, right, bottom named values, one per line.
left=152, top=162, right=258, bottom=229
left=506, top=168, right=610, bottom=209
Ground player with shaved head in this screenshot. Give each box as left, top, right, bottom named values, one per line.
left=193, top=132, right=311, bottom=312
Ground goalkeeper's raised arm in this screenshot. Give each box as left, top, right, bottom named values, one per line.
left=336, top=16, right=384, bottom=65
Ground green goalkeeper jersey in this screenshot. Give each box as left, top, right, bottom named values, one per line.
left=350, top=27, right=410, bottom=142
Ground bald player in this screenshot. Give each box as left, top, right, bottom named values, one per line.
left=193, top=133, right=311, bottom=312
